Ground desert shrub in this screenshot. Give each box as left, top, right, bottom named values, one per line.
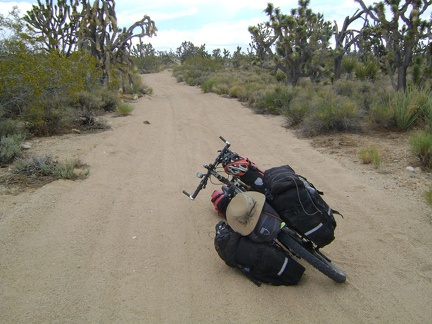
left=332, top=79, right=378, bottom=108
left=275, top=70, right=287, bottom=83
left=354, top=59, right=380, bottom=81
left=414, top=88, right=432, bottom=123
left=341, top=56, right=358, bottom=78
left=29, top=95, right=75, bottom=135
left=369, top=87, right=431, bottom=131
left=410, top=131, right=432, bottom=168
left=215, top=83, right=230, bottom=96
left=201, top=79, right=218, bottom=93
left=13, top=155, right=54, bottom=176
left=359, top=147, right=381, bottom=168
left=369, top=99, right=395, bottom=128
left=248, top=83, right=273, bottom=108
left=173, top=57, right=223, bottom=85
left=425, top=184, right=432, bottom=205
left=76, top=91, right=104, bottom=126
left=54, top=160, right=76, bottom=179
left=253, top=86, right=296, bottom=114
left=0, top=134, right=25, bottom=164
left=0, top=119, right=23, bottom=138
left=282, top=96, right=309, bottom=126
left=115, top=103, right=134, bottom=116
left=0, top=49, right=101, bottom=135
left=120, top=72, right=148, bottom=95
left=391, top=89, right=422, bottom=130
left=301, top=93, right=362, bottom=136
left=332, top=80, right=359, bottom=97
left=229, top=84, right=249, bottom=101
left=98, top=89, right=120, bottom=112
left=13, top=155, right=89, bottom=179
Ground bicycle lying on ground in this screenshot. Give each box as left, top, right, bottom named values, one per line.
left=183, top=136, right=346, bottom=283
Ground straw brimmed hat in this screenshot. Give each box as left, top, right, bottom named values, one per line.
left=226, top=191, right=266, bottom=235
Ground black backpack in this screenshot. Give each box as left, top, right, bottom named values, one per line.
left=214, top=221, right=305, bottom=286
left=264, top=165, right=341, bottom=248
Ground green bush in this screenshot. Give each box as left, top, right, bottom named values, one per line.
left=115, top=103, right=134, bottom=116
left=369, top=87, right=431, bottom=131
left=283, top=95, right=310, bottom=126
left=370, top=99, right=395, bottom=128
left=120, top=72, right=148, bottom=95
left=391, top=87, right=431, bottom=130
left=0, top=134, right=25, bottom=164
left=75, top=91, right=103, bottom=125
left=332, top=80, right=359, bottom=97
left=13, top=155, right=54, bottom=176
left=425, top=184, right=432, bottom=205
left=0, top=50, right=102, bottom=135
left=410, top=131, right=432, bottom=168
left=99, top=89, right=120, bottom=112
left=13, top=155, right=89, bottom=180
left=359, top=147, right=381, bottom=168
left=301, top=93, right=362, bottom=136
left=201, top=79, right=218, bottom=93
left=173, top=57, right=223, bottom=86
left=341, top=56, right=358, bottom=78
left=0, top=119, right=22, bottom=138
left=229, top=84, right=249, bottom=101
left=54, top=160, right=76, bottom=179
left=255, top=86, right=296, bottom=114
left=355, top=59, right=380, bottom=81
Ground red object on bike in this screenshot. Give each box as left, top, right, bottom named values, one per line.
left=223, top=157, right=250, bottom=176
left=211, top=190, right=230, bottom=215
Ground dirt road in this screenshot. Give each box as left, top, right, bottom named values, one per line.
left=1, top=70, right=432, bottom=323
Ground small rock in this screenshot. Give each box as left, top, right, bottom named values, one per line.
left=20, top=143, right=32, bottom=150
left=72, top=128, right=81, bottom=134
left=406, top=166, right=415, bottom=172
left=143, top=120, right=150, bottom=124
left=414, top=167, right=422, bottom=173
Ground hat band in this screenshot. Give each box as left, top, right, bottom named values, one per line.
left=236, top=200, right=257, bottom=225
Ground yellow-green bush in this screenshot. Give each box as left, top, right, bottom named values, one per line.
left=410, top=131, right=432, bottom=168
left=0, top=50, right=101, bottom=135
left=359, top=147, right=381, bottom=168
left=301, top=91, right=362, bottom=136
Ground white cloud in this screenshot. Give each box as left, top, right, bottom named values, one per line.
left=146, top=17, right=263, bottom=52
left=0, top=1, right=33, bottom=15
left=117, top=7, right=199, bottom=25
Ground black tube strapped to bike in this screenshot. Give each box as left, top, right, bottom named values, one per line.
left=183, top=136, right=346, bottom=283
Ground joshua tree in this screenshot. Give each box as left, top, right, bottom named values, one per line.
left=355, top=0, right=432, bottom=90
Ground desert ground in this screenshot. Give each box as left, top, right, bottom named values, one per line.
left=1, top=70, right=432, bottom=323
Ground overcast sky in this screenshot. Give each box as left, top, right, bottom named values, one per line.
left=1, top=0, right=380, bottom=53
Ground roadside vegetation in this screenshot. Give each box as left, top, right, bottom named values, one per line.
left=1, top=0, right=432, bottom=203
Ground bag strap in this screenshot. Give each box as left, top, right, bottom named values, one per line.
left=262, top=210, right=282, bottom=222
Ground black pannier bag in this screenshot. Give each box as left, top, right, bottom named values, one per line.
left=263, top=165, right=340, bottom=248
left=214, top=221, right=241, bottom=268
left=214, top=221, right=305, bottom=286
left=235, top=236, right=305, bottom=286
left=238, top=162, right=266, bottom=194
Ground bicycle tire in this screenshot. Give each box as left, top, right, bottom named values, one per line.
left=277, top=229, right=346, bottom=283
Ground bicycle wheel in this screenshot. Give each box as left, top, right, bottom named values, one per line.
left=277, top=229, right=346, bottom=283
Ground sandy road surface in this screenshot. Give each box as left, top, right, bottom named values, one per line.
left=1, top=70, right=432, bottom=323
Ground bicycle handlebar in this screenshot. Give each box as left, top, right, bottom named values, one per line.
left=183, top=136, right=233, bottom=200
